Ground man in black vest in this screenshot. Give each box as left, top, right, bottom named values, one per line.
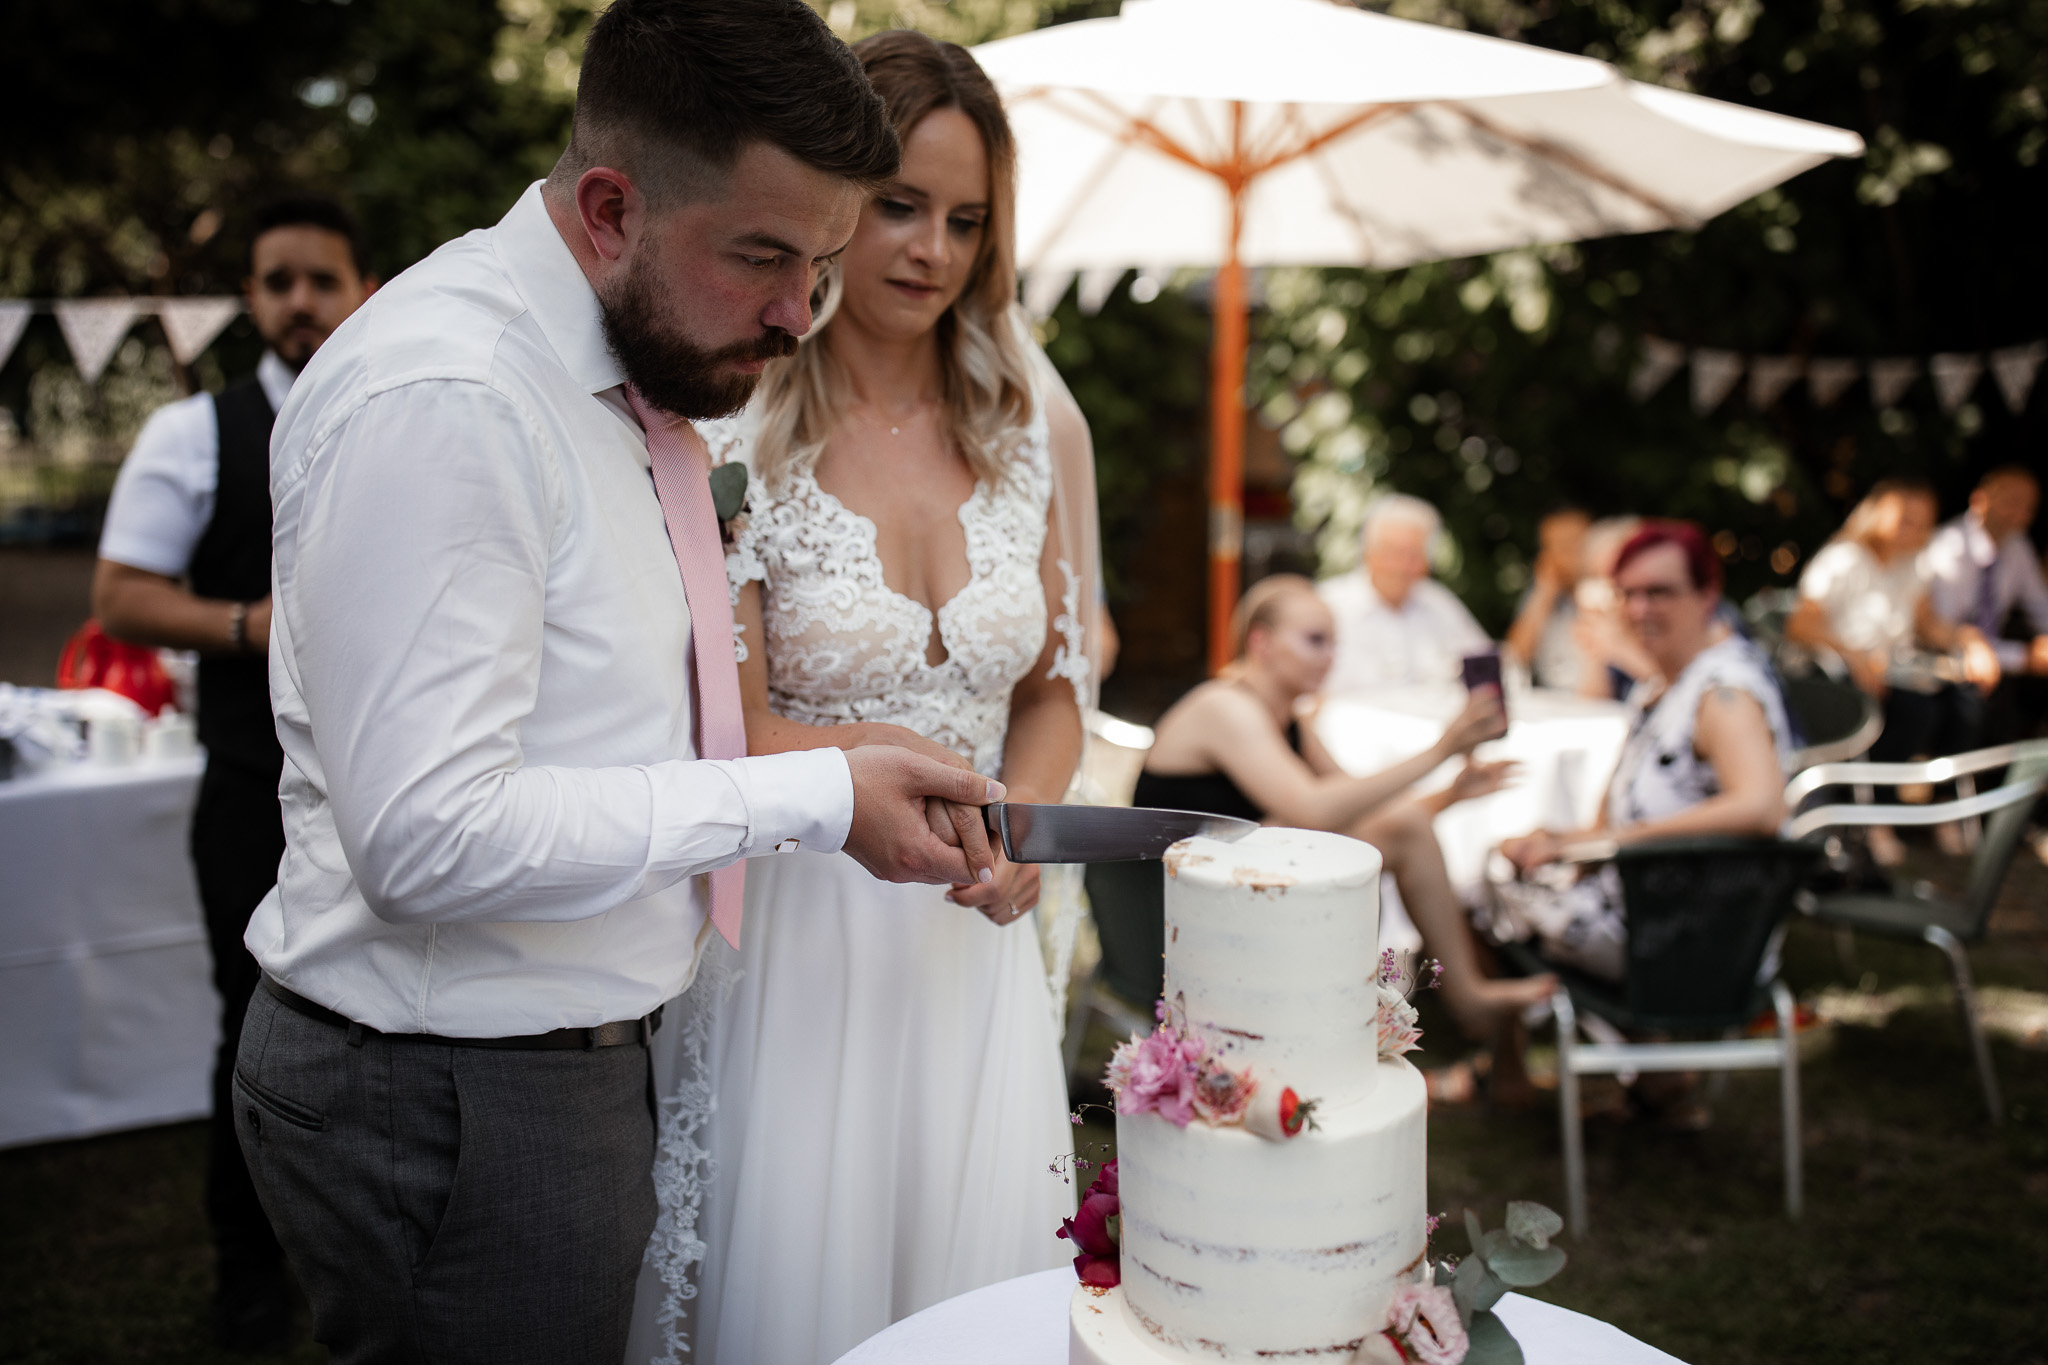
left=94, top=194, right=376, bottom=1352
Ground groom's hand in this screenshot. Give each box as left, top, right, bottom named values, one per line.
left=843, top=746, right=1004, bottom=885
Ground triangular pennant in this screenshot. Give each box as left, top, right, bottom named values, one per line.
left=1868, top=357, right=1920, bottom=408
left=1989, top=342, right=2046, bottom=414
left=1806, top=357, right=1860, bottom=408
left=53, top=299, right=144, bottom=384
left=1747, top=355, right=1803, bottom=409
left=1690, top=348, right=1744, bottom=414
left=1629, top=336, right=1686, bottom=401
left=1021, top=268, right=1075, bottom=318
left=1928, top=353, right=1984, bottom=413
left=154, top=298, right=242, bottom=365
left=1075, top=266, right=1126, bottom=317
left=0, top=301, right=31, bottom=373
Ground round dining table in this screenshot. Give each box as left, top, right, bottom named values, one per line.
left=830, top=1267, right=1688, bottom=1365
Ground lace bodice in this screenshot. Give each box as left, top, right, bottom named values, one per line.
left=706, top=404, right=1056, bottom=778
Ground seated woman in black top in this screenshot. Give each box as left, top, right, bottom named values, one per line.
left=1137, top=574, right=1556, bottom=1047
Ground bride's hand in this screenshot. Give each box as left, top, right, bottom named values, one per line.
left=947, top=847, right=1040, bottom=926
left=854, top=723, right=975, bottom=772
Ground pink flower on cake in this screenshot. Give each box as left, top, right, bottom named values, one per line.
left=1380, top=1283, right=1468, bottom=1365
left=1106, top=1025, right=1207, bottom=1127
left=1377, top=984, right=1423, bottom=1062
left=1057, top=1161, right=1122, bottom=1287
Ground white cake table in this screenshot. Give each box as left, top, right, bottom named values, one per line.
left=0, top=754, right=216, bottom=1149
left=831, top=1268, right=1688, bottom=1365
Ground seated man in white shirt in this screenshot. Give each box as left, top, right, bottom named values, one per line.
left=1923, top=465, right=2048, bottom=744
left=92, top=193, right=376, bottom=1354
left=1319, top=492, right=1493, bottom=693
left=232, top=3, right=1004, bottom=1360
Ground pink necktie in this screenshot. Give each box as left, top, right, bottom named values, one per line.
left=625, top=386, right=747, bottom=949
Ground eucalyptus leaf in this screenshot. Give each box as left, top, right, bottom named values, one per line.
left=1464, top=1208, right=1487, bottom=1258
left=1453, top=1253, right=1508, bottom=1321
left=1504, top=1201, right=1563, bottom=1250
left=1461, top=1310, right=1526, bottom=1365
left=1434, top=1261, right=1455, bottom=1288
left=1480, top=1231, right=1568, bottom=1287
left=709, top=462, right=749, bottom=522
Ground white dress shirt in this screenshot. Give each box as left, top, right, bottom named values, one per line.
left=1318, top=569, right=1492, bottom=692
left=250, top=182, right=855, bottom=1036
left=1799, top=540, right=1924, bottom=659
left=98, top=352, right=296, bottom=576
left=1923, top=512, right=2048, bottom=670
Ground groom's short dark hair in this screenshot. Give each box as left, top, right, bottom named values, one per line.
left=552, top=0, right=899, bottom=206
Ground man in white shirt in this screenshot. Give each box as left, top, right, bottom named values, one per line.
left=232, top=3, right=1001, bottom=1358
left=1923, top=465, right=2048, bottom=743
left=93, top=193, right=375, bottom=1354
left=1319, top=492, right=1493, bottom=692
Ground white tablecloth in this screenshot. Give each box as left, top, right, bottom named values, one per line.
left=1316, top=685, right=1631, bottom=904
left=0, top=755, right=215, bottom=1148
left=832, top=1268, right=1686, bottom=1365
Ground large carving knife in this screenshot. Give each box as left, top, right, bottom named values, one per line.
left=983, top=803, right=1256, bottom=863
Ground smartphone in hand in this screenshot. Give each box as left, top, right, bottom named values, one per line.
left=1460, top=650, right=1503, bottom=694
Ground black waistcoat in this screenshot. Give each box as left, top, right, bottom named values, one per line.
left=188, top=377, right=284, bottom=774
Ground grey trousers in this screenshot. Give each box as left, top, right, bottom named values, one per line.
left=234, top=986, right=658, bottom=1365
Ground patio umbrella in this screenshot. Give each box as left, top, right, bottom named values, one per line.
left=972, top=0, right=1864, bottom=672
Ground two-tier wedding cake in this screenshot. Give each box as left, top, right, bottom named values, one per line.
left=1070, top=826, right=1428, bottom=1363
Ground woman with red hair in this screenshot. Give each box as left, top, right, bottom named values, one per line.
left=1490, top=521, right=1793, bottom=980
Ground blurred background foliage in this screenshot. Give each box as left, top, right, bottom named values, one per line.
left=2, top=0, right=2044, bottom=635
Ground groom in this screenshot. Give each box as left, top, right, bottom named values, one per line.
left=235, top=2, right=1001, bottom=1359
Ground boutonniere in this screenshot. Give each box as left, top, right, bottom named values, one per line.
left=709, top=461, right=749, bottom=546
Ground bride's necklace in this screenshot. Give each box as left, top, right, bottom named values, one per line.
left=851, top=397, right=939, bottom=438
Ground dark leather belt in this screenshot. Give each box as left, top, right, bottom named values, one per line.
left=263, top=976, right=662, bottom=1050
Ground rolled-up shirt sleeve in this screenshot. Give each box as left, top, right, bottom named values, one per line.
left=279, top=377, right=849, bottom=926
left=99, top=394, right=218, bottom=576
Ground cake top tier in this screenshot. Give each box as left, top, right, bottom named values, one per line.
left=1162, top=828, right=1384, bottom=1108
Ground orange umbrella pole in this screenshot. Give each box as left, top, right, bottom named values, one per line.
left=1206, top=188, right=1248, bottom=675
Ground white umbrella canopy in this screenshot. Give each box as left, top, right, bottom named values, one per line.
left=972, top=0, right=1864, bottom=669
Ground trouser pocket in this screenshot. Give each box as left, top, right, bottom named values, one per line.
left=234, top=1068, right=329, bottom=1134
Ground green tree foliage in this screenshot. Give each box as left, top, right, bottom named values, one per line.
left=1257, top=0, right=2048, bottom=631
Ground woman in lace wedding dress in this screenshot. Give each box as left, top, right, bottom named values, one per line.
left=624, top=33, right=1101, bottom=1365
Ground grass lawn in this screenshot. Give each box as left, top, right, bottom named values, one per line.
left=5, top=845, right=2046, bottom=1364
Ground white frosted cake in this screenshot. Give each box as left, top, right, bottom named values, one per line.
left=1070, top=827, right=1428, bottom=1363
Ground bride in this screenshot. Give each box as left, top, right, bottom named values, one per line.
left=626, top=31, right=1103, bottom=1365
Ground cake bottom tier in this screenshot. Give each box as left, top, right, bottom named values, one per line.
left=1114, top=1059, right=1427, bottom=1361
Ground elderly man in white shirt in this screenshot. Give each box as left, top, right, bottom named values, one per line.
left=233, top=4, right=1002, bottom=1360
left=1319, top=492, right=1494, bottom=693
left=1923, top=466, right=2048, bottom=744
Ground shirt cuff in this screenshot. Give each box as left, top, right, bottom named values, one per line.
left=724, top=747, right=854, bottom=856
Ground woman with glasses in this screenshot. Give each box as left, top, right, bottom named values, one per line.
left=1490, top=522, right=1793, bottom=981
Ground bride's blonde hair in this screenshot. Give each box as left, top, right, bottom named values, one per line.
left=748, top=29, right=1034, bottom=489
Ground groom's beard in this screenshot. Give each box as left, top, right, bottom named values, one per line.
left=598, top=253, right=799, bottom=420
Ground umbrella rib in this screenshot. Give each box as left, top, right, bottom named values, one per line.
left=1245, top=103, right=1411, bottom=179
left=1438, top=102, right=1700, bottom=229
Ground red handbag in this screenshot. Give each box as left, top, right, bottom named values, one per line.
left=56, top=620, right=178, bottom=716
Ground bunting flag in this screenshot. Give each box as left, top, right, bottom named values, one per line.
left=1629, top=336, right=1687, bottom=401
left=1806, top=357, right=1860, bottom=408
left=1747, top=355, right=1803, bottom=409
left=53, top=299, right=144, bottom=384
left=1690, top=348, right=1744, bottom=414
left=0, top=301, right=30, bottom=374
left=1928, top=353, right=1984, bottom=414
left=1990, top=342, right=2046, bottom=414
left=1868, top=357, right=1921, bottom=409
left=156, top=298, right=242, bottom=365
left=1075, top=266, right=1126, bottom=316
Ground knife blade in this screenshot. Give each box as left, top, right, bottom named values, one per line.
left=983, top=802, right=1257, bottom=863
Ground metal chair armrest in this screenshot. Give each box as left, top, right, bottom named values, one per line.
left=1786, top=775, right=2045, bottom=840
left=1784, top=742, right=2034, bottom=807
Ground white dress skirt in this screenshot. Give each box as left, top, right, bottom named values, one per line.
left=685, top=852, right=1071, bottom=1364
